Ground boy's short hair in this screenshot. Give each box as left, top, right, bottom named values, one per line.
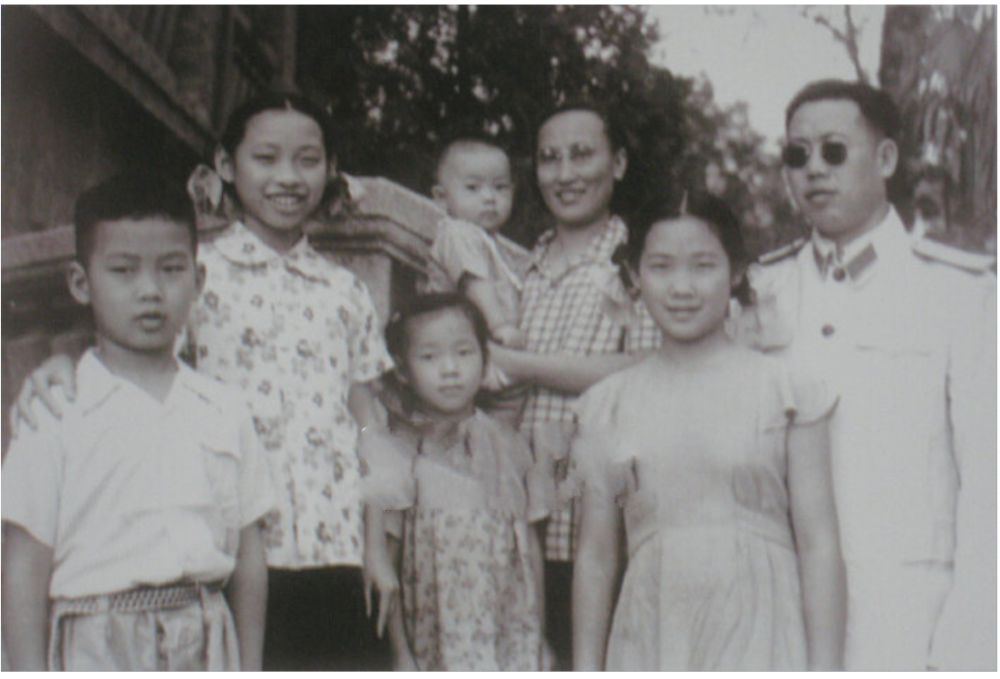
left=433, top=127, right=511, bottom=184
left=74, top=172, right=197, bottom=265
left=785, top=79, right=901, bottom=141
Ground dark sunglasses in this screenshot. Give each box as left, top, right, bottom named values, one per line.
left=782, top=141, right=848, bottom=169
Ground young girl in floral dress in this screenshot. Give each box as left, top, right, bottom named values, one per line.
left=360, top=293, right=552, bottom=670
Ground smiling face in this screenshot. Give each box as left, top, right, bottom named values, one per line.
left=69, top=217, right=202, bottom=362
left=217, top=108, right=329, bottom=251
left=399, top=307, right=485, bottom=420
left=433, top=142, right=513, bottom=233
left=636, top=216, right=735, bottom=346
left=785, top=99, right=896, bottom=245
left=536, top=109, right=626, bottom=231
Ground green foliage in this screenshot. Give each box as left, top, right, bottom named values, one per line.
left=880, top=5, right=996, bottom=251
left=679, top=78, right=803, bottom=255
left=296, top=6, right=787, bottom=251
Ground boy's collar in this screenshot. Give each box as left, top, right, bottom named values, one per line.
left=74, top=350, right=223, bottom=416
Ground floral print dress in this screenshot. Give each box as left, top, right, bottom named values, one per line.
left=359, top=410, right=552, bottom=670
left=190, top=221, right=393, bottom=569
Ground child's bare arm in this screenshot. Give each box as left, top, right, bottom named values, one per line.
left=348, top=381, right=386, bottom=430
left=225, top=521, right=268, bottom=671
left=572, top=484, right=623, bottom=671
left=463, top=277, right=523, bottom=346
left=12, top=354, right=77, bottom=435
left=2, top=523, right=53, bottom=670
left=527, top=522, right=553, bottom=667
left=788, top=419, right=846, bottom=671
left=382, top=535, right=417, bottom=670
left=362, top=506, right=401, bottom=638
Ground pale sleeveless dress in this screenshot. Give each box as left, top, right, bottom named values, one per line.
left=573, top=347, right=836, bottom=670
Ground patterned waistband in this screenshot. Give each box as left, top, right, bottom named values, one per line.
left=52, top=582, right=223, bottom=617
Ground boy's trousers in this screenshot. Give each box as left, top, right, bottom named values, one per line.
left=48, top=582, right=239, bottom=671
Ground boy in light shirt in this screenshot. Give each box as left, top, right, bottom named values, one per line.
left=2, top=173, right=274, bottom=671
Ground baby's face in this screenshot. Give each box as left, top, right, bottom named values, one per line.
left=434, top=143, right=513, bottom=232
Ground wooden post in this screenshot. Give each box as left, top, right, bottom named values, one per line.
left=281, top=6, right=297, bottom=90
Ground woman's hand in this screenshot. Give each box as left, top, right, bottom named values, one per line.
left=12, top=354, right=77, bottom=436
left=488, top=342, right=523, bottom=384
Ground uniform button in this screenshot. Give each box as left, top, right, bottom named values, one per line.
left=832, top=267, right=847, bottom=282
left=821, top=324, right=835, bottom=337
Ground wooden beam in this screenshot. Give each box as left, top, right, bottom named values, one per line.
left=3, top=177, right=445, bottom=290
left=281, top=7, right=297, bottom=90
left=28, top=6, right=215, bottom=155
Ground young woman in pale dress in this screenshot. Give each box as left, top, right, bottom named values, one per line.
left=572, top=192, right=846, bottom=671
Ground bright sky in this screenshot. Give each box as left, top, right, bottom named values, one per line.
left=647, top=5, right=885, bottom=151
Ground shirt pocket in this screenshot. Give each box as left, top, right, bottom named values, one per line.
left=850, top=324, right=943, bottom=526
left=201, top=439, right=243, bottom=555
left=853, top=326, right=939, bottom=417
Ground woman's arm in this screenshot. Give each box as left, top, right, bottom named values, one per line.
left=787, top=418, right=846, bottom=671
left=572, top=482, right=623, bottom=670
left=225, top=521, right=268, bottom=671
left=491, top=344, right=647, bottom=395
left=2, top=523, right=54, bottom=670
left=464, top=278, right=524, bottom=346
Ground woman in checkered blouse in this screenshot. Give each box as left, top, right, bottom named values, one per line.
left=490, top=100, right=661, bottom=669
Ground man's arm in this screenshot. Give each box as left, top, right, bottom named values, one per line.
left=2, top=523, right=53, bottom=670
left=929, top=280, right=997, bottom=670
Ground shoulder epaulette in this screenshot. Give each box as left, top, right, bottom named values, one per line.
left=757, top=237, right=807, bottom=266
left=912, top=236, right=996, bottom=274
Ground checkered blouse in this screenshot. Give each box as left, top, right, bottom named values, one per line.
left=519, top=216, right=661, bottom=561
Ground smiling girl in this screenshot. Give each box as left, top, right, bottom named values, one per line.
left=571, top=191, right=846, bottom=671
left=9, top=92, right=395, bottom=670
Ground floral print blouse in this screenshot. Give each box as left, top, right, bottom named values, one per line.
left=190, top=221, right=393, bottom=569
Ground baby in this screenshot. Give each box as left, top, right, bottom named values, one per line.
left=426, top=134, right=531, bottom=349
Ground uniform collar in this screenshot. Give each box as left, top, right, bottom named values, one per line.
left=530, top=215, right=627, bottom=277
left=211, top=220, right=331, bottom=283
left=810, top=206, right=907, bottom=287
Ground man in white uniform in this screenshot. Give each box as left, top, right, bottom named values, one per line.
left=746, top=80, right=996, bottom=670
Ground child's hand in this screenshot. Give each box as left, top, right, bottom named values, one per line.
left=540, top=640, right=558, bottom=671
left=392, top=648, right=419, bottom=671
left=492, top=323, right=526, bottom=349
left=362, top=550, right=400, bottom=638
left=12, top=354, right=77, bottom=437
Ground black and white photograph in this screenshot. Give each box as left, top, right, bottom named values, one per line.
left=1, top=4, right=996, bottom=672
